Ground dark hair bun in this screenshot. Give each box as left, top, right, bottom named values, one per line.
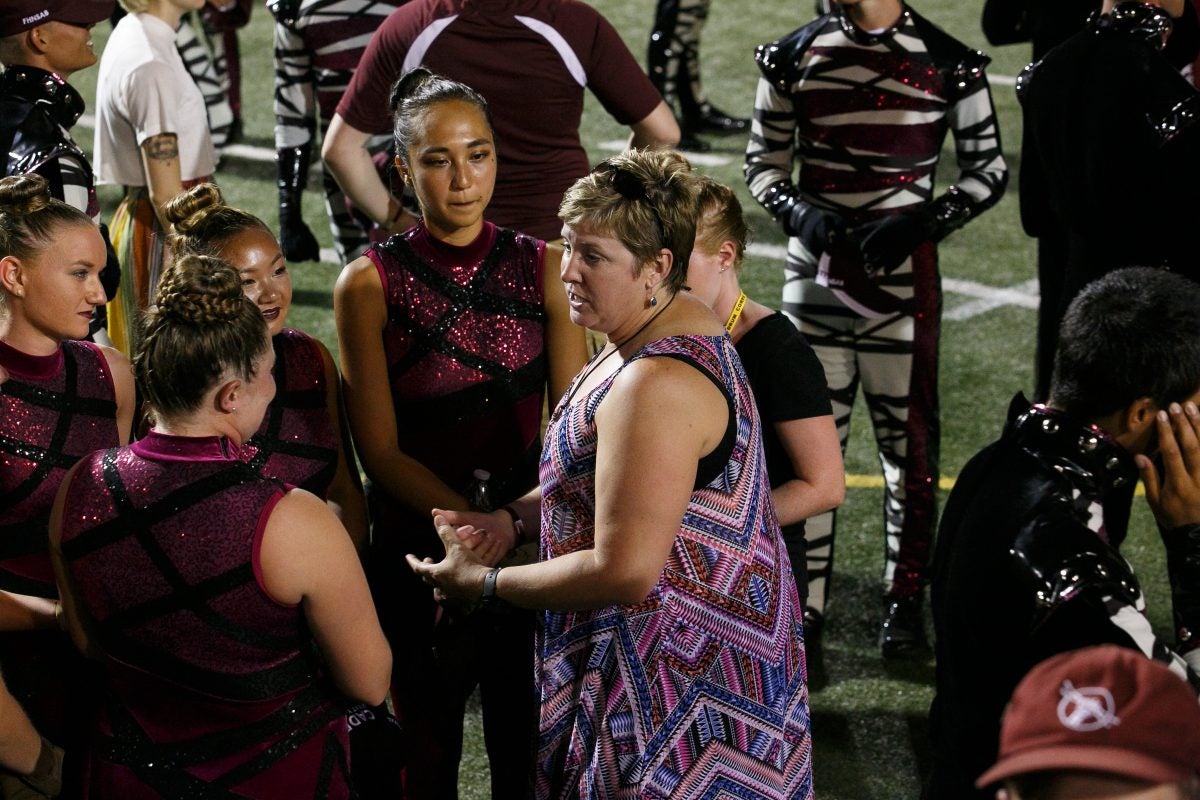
left=154, top=255, right=247, bottom=325
left=0, top=174, right=53, bottom=217
left=389, top=66, right=435, bottom=114
left=165, top=183, right=225, bottom=232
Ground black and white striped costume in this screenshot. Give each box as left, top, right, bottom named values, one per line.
left=174, top=13, right=235, bottom=149
left=745, top=4, right=1007, bottom=610
left=647, top=0, right=710, bottom=119
left=271, top=0, right=398, bottom=263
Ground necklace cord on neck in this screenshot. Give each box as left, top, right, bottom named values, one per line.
left=561, top=292, right=677, bottom=410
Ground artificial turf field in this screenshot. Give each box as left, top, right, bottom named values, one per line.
left=68, top=2, right=1177, bottom=796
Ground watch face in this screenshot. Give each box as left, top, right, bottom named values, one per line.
left=816, top=240, right=911, bottom=319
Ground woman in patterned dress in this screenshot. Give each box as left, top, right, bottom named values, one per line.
left=410, top=148, right=813, bottom=799
left=165, top=184, right=368, bottom=551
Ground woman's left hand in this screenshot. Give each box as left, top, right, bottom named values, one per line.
left=405, top=511, right=491, bottom=603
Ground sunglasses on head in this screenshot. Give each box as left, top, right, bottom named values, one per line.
left=593, top=160, right=667, bottom=249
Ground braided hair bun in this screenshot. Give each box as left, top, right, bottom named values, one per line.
left=136, top=254, right=269, bottom=418
left=154, top=255, right=247, bottom=325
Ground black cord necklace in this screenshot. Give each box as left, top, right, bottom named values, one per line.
left=562, top=292, right=677, bottom=411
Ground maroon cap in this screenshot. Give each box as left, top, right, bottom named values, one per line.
left=0, top=0, right=114, bottom=37
left=977, top=645, right=1200, bottom=789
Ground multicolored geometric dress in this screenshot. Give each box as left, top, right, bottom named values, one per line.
left=536, top=334, right=813, bottom=799
left=240, top=328, right=339, bottom=498
left=57, top=431, right=352, bottom=799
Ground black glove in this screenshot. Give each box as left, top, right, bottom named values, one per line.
left=755, top=180, right=847, bottom=256
left=98, top=222, right=121, bottom=301
left=785, top=202, right=847, bottom=256
left=277, top=144, right=321, bottom=263
left=347, top=702, right=406, bottom=798
left=852, top=211, right=934, bottom=275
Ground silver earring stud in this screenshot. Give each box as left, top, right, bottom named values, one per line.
left=649, top=295, right=658, bottom=307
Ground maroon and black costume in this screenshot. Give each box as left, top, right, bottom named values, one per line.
left=241, top=328, right=338, bottom=498
left=0, top=339, right=118, bottom=758
left=364, top=220, right=546, bottom=798
left=0, top=339, right=117, bottom=598
left=58, top=431, right=352, bottom=799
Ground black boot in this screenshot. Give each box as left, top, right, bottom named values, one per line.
left=685, top=103, right=750, bottom=136
left=879, top=592, right=927, bottom=658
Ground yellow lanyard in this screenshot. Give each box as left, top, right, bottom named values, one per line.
left=725, top=291, right=747, bottom=333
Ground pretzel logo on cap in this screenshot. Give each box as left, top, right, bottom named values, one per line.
left=1057, top=680, right=1121, bottom=732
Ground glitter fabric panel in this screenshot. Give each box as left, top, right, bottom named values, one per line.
left=242, top=329, right=339, bottom=498
left=60, top=436, right=309, bottom=685
left=59, top=433, right=351, bottom=797
left=792, top=22, right=951, bottom=207
left=0, top=339, right=118, bottom=597
left=367, top=220, right=548, bottom=495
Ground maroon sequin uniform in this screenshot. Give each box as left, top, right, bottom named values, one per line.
left=0, top=338, right=118, bottom=597
left=363, top=220, right=546, bottom=799
left=58, top=431, right=351, bottom=799
left=242, top=328, right=338, bottom=498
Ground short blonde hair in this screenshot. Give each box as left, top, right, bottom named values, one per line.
left=693, top=176, right=749, bottom=274
left=558, top=149, right=698, bottom=293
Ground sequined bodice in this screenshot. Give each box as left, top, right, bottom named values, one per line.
left=59, top=432, right=316, bottom=700
left=368, top=221, right=547, bottom=495
left=242, top=329, right=338, bottom=497
left=0, top=339, right=118, bottom=597
left=791, top=12, right=952, bottom=217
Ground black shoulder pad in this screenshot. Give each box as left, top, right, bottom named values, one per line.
left=267, top=0, right=303, bottom=28
left=908, top=7, right=992, bottom=101
left=1015, top=58, right=1040, bottom=102
left=754, top=16, right=829, bottom=94
left=1011, top=512, right=1142, bottom=627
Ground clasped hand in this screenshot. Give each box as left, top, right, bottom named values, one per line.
left=1138, top=402, right=1200, bottom=530
left=405, top=509, right=516, bottom=603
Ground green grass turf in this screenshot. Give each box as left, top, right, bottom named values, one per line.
left=66, top=2, right=1177, bottom=797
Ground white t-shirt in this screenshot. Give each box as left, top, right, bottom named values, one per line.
left=93, top=13, right=216, bottom=187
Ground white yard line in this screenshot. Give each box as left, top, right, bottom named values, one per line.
left=744, top=243, right=1039, bottom=320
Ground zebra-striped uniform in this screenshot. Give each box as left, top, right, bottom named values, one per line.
left=744, top=4, right=1007, bottom=611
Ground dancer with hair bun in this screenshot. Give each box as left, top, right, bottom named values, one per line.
left=166, top=183, right=368, bottom=552
left=0, top=173, right=134, bottom=787
left=335, top=68, right=588, bottom=798
left=50, top=254, right=391, bottom=799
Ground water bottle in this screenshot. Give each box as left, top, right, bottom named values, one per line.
left=464, top=468, right=493, bottom=512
